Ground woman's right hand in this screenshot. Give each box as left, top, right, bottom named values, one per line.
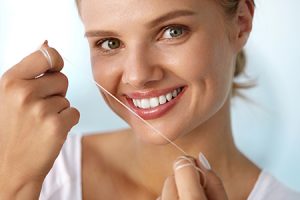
left=0, top=42, right=80, bottom=199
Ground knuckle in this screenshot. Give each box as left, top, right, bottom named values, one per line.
left=60, top=72, right=69, bottom=85
left=32, top=101, right=47, bottom=119
left=0, top=71, right=15, bottom=91
left=70, top=107, right=80, bottom=124
left=15, top=86, right=34, bottom=106
left=74, top=108, right=80, bottom=121
left=47, top=116, right=63, bottom=134
left=63, top=98, right=71, bottom=108
left=58, top=72, right=69, bottom=90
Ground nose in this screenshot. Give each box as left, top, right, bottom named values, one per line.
left=121, top=46, right=163, bottom=89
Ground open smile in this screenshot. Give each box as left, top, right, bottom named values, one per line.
left=125, top=86, right=186, bottom=120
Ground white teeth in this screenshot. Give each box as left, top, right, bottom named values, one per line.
left=159, top=95, right=167, bottom=105
left=131, top=87, right=183, bottom=109
left=133, top=99, right=137, bottom=107
left=166, top=93, right=172, bottom=101
left=172, top=90, right=178, bottom=98
left=141, top=99, right=150, bottom=109
left=150, top=97, right=159, bottom=108
left=136, top=99, right=141, bottom=108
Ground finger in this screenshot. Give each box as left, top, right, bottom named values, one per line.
left=42, top=96, right=70, bottom=114
left=204, top=171, right=228, bottom=200
left=33, top=72, right=69, bottom=98
left=58, top=107, right=80, bottom=132
left=161, top=175, right=178, bottom=200
left=173, top=156, right=207, bottom=200
left=31, top=97, right=70, bottom=121
left=8, top=43, right=64, bottom=80
left=197, top=153, right=228, bottom=200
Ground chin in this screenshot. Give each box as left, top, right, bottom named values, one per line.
left=132, top=127, right=182, bottom=145
left=130, top=115, right=190, bottom=145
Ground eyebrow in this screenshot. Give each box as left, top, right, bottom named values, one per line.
left=84, top=9, right=196, bottom=38
left=85, top=30, right=120, bottom=38
left=146, top=9, right=196, bottom=28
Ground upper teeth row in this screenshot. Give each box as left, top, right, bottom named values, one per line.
left=132, top=88, right=182, bottom=109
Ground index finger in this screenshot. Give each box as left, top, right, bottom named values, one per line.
left=8, top=43, right=64, bottom=80
left=173, top=156, right=207, bottom=200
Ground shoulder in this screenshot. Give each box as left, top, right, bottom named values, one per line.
left=40, top=133, right=83, bottom=200
left=82, top=128, right=133, bottom=158
left=248, top=170, right=300, bottom=200
left=82, top=129, right=135, bottom=199
left=83, top=128, right=132, bottom=143
left=82, top=128, right=134, bottom=172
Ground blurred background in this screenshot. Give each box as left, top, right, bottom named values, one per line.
left=0, top=0, right=299, bottom=191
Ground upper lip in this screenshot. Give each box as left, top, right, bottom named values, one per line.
left=124, top=85, right=185, bottom=99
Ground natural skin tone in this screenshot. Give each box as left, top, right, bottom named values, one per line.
left=80, top=0, right=258, bottom=199
left=0, top=0, right=258, bottom=200
left=0, top=42, right=80, bottom=199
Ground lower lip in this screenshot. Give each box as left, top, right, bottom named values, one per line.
left=125, top=87, right=187, bottom=120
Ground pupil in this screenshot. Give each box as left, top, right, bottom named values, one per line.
left=108, top=39, right=120, bottom=49
left=170, top=28, right=182, bottom=37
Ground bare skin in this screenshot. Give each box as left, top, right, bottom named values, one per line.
left=81, top=100, right=259, bottom=200
left=79, top=0, right=259, bottom=199
left=0, top=42, right=80, bottom=199
left=0, top=0, right=259, bottom=199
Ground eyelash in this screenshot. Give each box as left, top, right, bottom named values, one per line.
left=94, top=38, right=121, bottom=55
left=159, top=24, right=190, bottom=41
left=94, top=24, right=190, bottom=55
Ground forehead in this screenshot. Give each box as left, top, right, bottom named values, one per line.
left=80, top=0, right=215, bottom=30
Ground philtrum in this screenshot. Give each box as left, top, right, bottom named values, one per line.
left=39, top=47, right=207, bottom=186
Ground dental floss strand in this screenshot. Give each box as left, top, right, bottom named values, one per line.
left=39, top=48, right=53, bottom=69
left=63, top=56, right=207, bottom=186
left=39, top=47, right=207, bottom=186
left=60, top=53, right=188, bottom=156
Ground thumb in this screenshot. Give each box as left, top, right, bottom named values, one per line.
left=197, top=153, right=228, bottom=200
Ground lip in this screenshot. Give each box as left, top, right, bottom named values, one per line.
left=124, top=86, right=187, bottom=120
left=126, top=85, right=185, bottom=99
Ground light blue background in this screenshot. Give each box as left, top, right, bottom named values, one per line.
left=0, top=0, right=299, bottom=191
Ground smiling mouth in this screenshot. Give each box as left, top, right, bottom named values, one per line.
left=124, top=86, right=186, bottom=120
left=130, top=87, right=184, bottom=109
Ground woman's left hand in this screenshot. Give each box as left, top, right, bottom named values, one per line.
left=157, top=153, right=228, bottom=200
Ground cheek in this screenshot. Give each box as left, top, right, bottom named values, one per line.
left=159, top=33, right=234, bottom=90
left=91, top=55, right=123, bottom=94
left=91, top=54, right=129, bottom=118
left=159, top=33, right=234, bottom=121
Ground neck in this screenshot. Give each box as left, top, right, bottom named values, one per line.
left=128, top=99, right=258, bottom=197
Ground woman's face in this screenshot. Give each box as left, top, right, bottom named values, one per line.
left=80, top=0, right=240, bottom=144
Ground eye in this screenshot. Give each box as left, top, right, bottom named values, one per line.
left=97, top=38, right=121, bottom=51
left=162, top=26, right=186, bottom=39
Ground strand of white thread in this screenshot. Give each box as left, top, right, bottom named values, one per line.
left=62, top=55, right=188, bottom=156
left=39, top=48, right=53, bottom=68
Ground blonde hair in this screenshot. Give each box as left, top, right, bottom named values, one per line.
left=75, top=0, right=255, bottom=97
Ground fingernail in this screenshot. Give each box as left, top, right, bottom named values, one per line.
left=199, top=152, right=211, bottom=170
left=41, top=40, right=49, bottom=48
